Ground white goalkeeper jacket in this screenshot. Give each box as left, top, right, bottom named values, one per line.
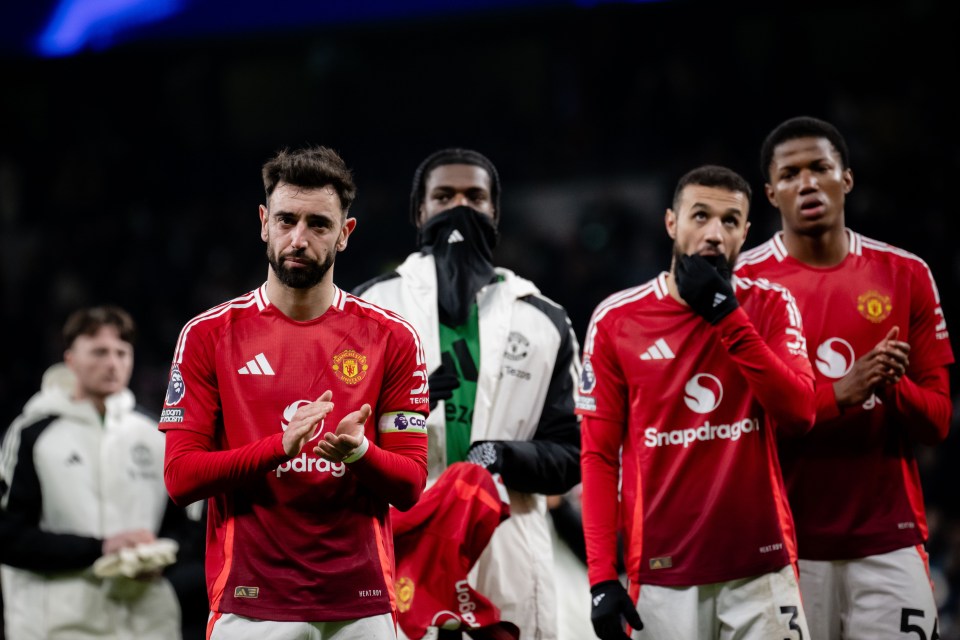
left=0, top=381, right=180, bottom=640
left=356, top=251, right=582, bottom=640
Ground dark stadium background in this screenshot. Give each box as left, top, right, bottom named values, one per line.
left=1, top=0, right=957, bottom=637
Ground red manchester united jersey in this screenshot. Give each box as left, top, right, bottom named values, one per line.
left=160, top=284, right=429, bottom=621
left=737, top=230, right=954, bottom=560
left=578, top=273, right=814, bottom=587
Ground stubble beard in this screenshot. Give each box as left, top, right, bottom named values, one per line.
left=267, top=246, right=334, bottom=289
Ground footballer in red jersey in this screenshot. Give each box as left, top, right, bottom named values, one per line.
left=579, top=165, right=815, bottom=640
left=160, top=146, right=429, bottom=640
left=737, top=116, right=953, bottom=640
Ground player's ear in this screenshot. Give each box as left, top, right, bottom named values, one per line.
left=764, top=183, right=777, bottom=208
left=665, top=208, right=677, bottom=240
left=337, top=217, right=357, bottom=251
left=259, top=205, right=269, bottom=242
left=63, top=348, right=78, bottom=375
left=737, top=219, right=751, bottom=253
left=842, top=168, right=854, bottom=194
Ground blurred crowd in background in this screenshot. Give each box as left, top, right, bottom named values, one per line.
left=1, top=0, right=957, bottom=637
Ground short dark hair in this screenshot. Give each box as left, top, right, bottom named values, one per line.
left=63, top=306, right=136, bottom=350
left=760, top=116, right=850, bottom=182
left=262, top=145, right=357, bottom=213
left=409, top=148, right=501, bottom=226
left=672, top=165, right=752, bottom=209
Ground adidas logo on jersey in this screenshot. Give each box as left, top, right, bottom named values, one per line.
left=447, top=229, right=465, bottom=243
left=238, top=353, right=275, bottom=375
left=640, top=338, right=675, bottom=360
left=592, top=593, right=605, bottom=607
left=712, top=292, right=727, bottom=307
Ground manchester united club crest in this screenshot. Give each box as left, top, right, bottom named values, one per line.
left=395, top=576, right=414, bottom=613
left=332, top=349, right=369, bottom=384
left=857, top=290, right=892, bottom=323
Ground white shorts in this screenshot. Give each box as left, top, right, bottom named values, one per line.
left=799, top=545, right=939, bottom=640
left=632, top=565, right=809, bottom=640
left=208, top=611, right=395, bottom=640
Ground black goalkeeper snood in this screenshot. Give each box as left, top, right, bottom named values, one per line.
left=418, top=206, right=498, bottom=326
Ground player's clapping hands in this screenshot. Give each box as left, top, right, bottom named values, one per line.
left=834, top=326, right=910, bottom=407
left=315, top=403, right=372, bottom=463
left=282, top=390, right=335, bottom=456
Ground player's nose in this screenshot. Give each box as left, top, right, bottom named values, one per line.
left=798, top=169, right=819, bottom=191
left=703, top=217, right=724, bottom=241
left=289, top=221, right=309, bottom=248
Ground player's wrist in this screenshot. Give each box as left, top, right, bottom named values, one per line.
left=342, top=435, right=369, bottom=463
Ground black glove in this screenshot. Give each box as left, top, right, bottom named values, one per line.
left=591, top=580, right=642, bottom=639
left=428, top=358, right=460, bottom=410
left=466, top=441, right=503, bottom=474
left=675, top=253, right=739, bottom=324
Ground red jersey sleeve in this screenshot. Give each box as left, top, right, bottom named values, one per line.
left=581, top=415, right=626, bottom=586
left=159, top=316, right=222, bottom=437
left=882, top=366, right=952, bottom=444
left=576, top=311, right=628, bottom=423
left=879, top=261, right=954, bottom=443
left=164, top=428, right=288, bottom=506
left=577, top=313, right=628, bottom=585
left=905, top=259, right=954, bottom=373
left=716, top=282, right=815, bottom=436
left=160, top=312, right=291, bottom=504
left=348, top=316, right=429, bottom=511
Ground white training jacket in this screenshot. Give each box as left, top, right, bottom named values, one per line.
left=356, top=252, right=582, bottom=640
left=0, top=383, right=180, bottom=640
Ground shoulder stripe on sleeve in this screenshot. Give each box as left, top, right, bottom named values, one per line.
left=735, top=276, right=804, bottom=329
left=332, top=286, right=346, bottom=310
left=342, top=294, right=426, bottom=366
left=173, top=291, right=259, bottom=364
left=859, top=234, right=942, bottom=303
left=253, top=283, right=269, bottom=310
left=848, top=229, right=862, bottom=255
left=584, top=279, right=658, bottom=353
left=860, top=235, right=928, bottom=264
left=736, top=276, right=808, bottom=356
left=736, top=237, right=782, bottom=268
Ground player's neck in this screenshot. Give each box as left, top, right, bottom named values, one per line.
left=266, top=272, right=335, bottom=321
left=665, top=268, right=688, bottom=307
left=782, top=226, right=849, bottom=268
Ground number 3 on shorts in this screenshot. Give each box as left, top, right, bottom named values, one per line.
left=900, top=608, right=940, bottom=640
left=779, top=605, right=803, bottom=639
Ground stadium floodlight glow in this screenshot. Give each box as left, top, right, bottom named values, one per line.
left=36, top=0, right=183, bottom=57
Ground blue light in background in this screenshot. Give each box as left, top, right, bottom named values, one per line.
left=573, top=0, right=663, bottom=5
left=26, top=0, right=669, bottom=58
left=36, top=0, right=183, bottom=57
